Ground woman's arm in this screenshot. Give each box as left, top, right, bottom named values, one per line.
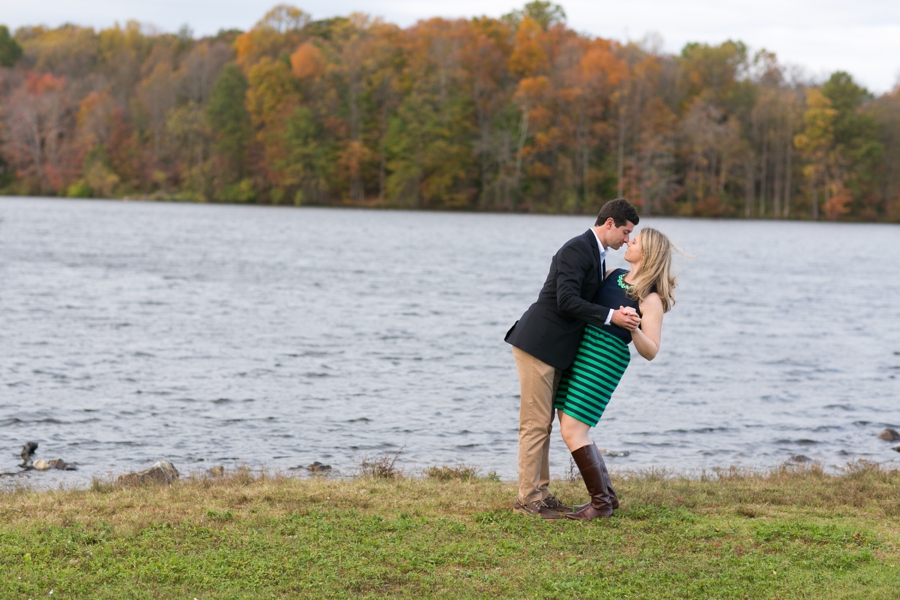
left=632, top=293, right=663, bottom=360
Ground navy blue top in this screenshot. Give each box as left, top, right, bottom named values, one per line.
left=595, top=268, right=643, bottom=345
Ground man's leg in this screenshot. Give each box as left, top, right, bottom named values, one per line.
left=538, top=368, right=561, bottom=500
left=513, top=346, right=558, bottom=505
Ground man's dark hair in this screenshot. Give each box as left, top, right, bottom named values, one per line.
left=595, top=198, right=639, bottom=227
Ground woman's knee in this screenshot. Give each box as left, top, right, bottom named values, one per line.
left=559, top=414, right=589, bottom=446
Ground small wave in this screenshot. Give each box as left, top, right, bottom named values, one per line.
left=775, top=438, right=820, bottom=446
left=667, top=427, right=736, bottom=434
left=812, top=425, right=842, bottom=432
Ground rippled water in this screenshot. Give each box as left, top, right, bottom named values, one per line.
left=1, top=197, right=899, bottom=488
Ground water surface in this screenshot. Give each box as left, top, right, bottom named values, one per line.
left=1, top=198, right=898, bottom=487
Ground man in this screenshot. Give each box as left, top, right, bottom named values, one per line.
left=505, top=198, right=641, bottom=519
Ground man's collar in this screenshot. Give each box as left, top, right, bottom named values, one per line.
left=591, top=228, right=606, bottom=254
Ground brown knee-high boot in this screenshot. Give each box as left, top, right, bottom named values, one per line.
left=606, top=467, right=619, bottom=510
left=566, top=444, right=614, bottom=520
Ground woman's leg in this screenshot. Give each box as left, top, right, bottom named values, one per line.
left=558, top=411, right=593, bottom=452
left=558, top=411, right=617, bottom=519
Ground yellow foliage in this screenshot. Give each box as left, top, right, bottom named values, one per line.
left=234, top=33, right=254, bottom=69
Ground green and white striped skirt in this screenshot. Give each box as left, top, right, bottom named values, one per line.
left=554, top=325, right=631, bottom=427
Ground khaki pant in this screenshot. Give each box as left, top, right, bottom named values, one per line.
left=513, top=346, right=561, bottom=504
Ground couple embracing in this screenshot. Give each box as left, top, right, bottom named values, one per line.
left=505, top=198, right=679, bottom=520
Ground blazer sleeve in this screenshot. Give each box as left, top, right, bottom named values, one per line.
left=555, top=242, right=613, bottom=327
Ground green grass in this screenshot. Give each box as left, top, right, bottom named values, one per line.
left=1, top=463, right=899, bottom=598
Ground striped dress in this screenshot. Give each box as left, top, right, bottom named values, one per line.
left=553, top=269, right=638, bottom=427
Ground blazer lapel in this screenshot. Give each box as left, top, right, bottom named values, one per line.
left=586, top=229, right=605, bottom=282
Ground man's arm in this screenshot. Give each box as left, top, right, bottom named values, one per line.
left=555, top=244, right=615, bottom=327
left=556, top=244, right=642, bottom=329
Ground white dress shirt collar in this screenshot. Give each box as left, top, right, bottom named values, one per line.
left=591, top=228, right=607, bottom=260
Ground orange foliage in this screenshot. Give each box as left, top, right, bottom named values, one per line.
left=508, top=17, right=549, bottom=78
left=579, top=40, right=627, bottom=88
left=290, top=42, right=324, bottom=79
left=515, top=75, right=550, bottom=107
left=25, top=72, right=66, bottom=94
left=76, top=90, right=116, bottom=148
left=824, top=185, right=853, bottom=220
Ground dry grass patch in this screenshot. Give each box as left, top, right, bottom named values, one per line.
left=1, top=462, right=899, bottom=598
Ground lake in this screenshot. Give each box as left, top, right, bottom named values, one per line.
left=1, top=197, right=898, bottom=488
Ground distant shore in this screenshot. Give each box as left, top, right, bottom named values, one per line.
left=4, top=194, right=900, bottom=224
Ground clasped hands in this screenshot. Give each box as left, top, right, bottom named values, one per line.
left=611, top=306, right=641, bottom=331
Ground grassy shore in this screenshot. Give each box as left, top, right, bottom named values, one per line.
left=1, top=463, right=899, bottom=599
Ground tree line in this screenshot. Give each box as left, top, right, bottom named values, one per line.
left=1, top=2, right=898, bottom=221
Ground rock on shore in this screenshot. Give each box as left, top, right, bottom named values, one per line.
left=32, top=458, right=76, bottom=471
left=878, top=428, right=900, bottom=441
left=117, top=461, right=180, bottom=486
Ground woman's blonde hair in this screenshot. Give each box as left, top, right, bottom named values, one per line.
left=627, top=227, right=680, bottom=313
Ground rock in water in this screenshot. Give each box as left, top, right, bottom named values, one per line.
left=117, top=461, right=180, bottom=486
left=32, top=459, right=51, bottom=470
left=894, top=445, right=900, bottom=453
left=877, top=428, right=900, bottom=441
left=307, top=461, right=332, bottom=474
left=48, top=458, right=76, bottom=471
left=20, top=442, right=38, bottom=466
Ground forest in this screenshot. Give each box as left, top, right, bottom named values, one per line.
left=1, top=2, right=898, bottom=221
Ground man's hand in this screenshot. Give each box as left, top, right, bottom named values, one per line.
left=610, top=306, right=641, bottom=331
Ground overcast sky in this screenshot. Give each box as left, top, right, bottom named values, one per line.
left=4, top=0, right=899, bottom=94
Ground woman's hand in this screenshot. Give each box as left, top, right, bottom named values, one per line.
left=632, top=295, right=663, bottom=360
left=611, top=306, right=641, bottom=331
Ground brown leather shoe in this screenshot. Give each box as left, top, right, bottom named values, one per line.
left=566, top=444, right=613, bottom=520
left=513, top=499, right=561, bottom=520
left=542, top=493, right=573, bottom=513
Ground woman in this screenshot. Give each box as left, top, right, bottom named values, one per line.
left=554, top=227, right=679, bottom=520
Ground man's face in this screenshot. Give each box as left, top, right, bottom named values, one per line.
left=606, top=220, right=635, bottom=250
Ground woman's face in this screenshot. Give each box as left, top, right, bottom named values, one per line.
left=624, top=233, right=643, bottom=264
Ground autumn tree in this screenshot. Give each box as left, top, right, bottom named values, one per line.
left=207, top=63, right=253, bottom=191
left=870, top=86, right=900, bottom=220
left=0, top=4, right=897, bottom=221
left=1, top=73, right=75, bottom=192
left=794, top=89, right=836, bottom=220
left=820, top=71, right=882, bottom=219
left=0, top=25, right=24, bottom=67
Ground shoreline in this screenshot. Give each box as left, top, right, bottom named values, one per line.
left=4, top=455, right=900, bottom=494
left=4, top=194, right=900, bottom=224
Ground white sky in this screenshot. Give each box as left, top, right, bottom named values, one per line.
left=4, top=0, right=899, bottom=94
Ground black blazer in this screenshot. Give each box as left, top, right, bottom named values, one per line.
left=505, top=230, right=613, bottom=371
